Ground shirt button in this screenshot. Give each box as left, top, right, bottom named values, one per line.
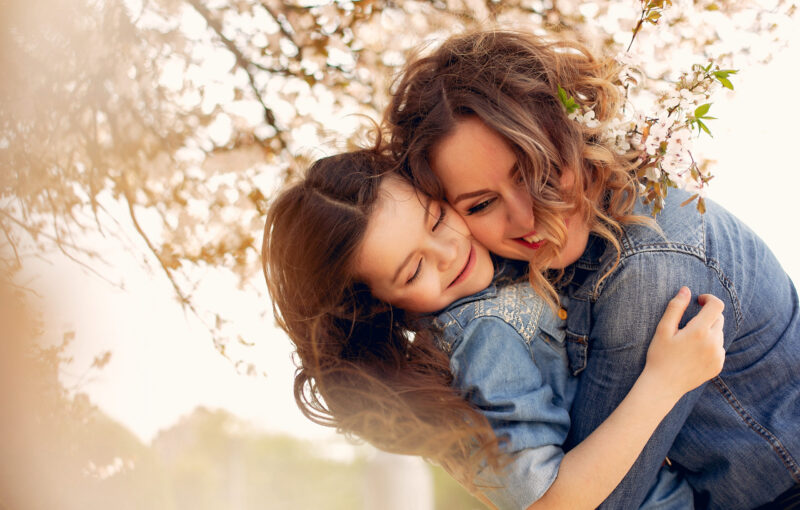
left=558, top=308, right=568, bottom=320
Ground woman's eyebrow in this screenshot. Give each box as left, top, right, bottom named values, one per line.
left=451, top=189, right=487, bottom=205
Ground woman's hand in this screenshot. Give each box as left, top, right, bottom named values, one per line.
left=643, top=286, right=725, bottom=401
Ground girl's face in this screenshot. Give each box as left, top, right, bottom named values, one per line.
left=429, top=116, right=590, bottom=268
left=355, top=176, right=494, bottom=314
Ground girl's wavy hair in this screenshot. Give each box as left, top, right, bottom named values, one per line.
left=262, top=145, right=504, bottom=491
left=386, top=29, right=651, bottom=301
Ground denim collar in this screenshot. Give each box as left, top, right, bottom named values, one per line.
left=574, top=233, right=608, bottom=270
left=558, top=233, right=617, bottom=299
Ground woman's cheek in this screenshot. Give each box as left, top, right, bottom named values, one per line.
left=464, top=216, right=496, bottom=250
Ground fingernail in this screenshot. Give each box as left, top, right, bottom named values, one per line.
left=678, top=286, right=689, bottom=297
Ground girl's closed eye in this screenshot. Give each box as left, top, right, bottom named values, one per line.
left=406, top=259, right=422, bottom=284
left=433, top=203, right=446, bottom=230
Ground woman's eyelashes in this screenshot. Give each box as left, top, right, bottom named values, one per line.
left=466, top=197, right=496, bottom=216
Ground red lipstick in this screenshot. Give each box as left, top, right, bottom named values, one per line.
left=513, top=230, right=546, bottom=250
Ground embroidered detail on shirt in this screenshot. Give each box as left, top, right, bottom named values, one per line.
left=436, top=283, right=566, bottom=350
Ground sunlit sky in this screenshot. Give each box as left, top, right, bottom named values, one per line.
left=28, top=16, right=800, bottom=448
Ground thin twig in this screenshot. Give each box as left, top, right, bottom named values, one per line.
left=187, top=0, right=288, bottom=151
left=258, top=1, right=302, bottom=58
left=0, top=207, right=122, bottom=288
left=0, top=218, right=21, bottom=269
left=121, top=186, right=192, bottom=309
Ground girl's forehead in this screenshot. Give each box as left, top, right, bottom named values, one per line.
left=376, top=175, right=428, bottom=210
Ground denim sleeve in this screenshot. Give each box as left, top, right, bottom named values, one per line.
left=565, top=251, right=738, bottom=509
left=449, top=317, right=571, bottom=509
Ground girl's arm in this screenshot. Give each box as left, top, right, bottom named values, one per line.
left=529, top=287, right=725, bottom=510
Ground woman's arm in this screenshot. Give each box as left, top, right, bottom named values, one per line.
left=530, top=288, right=725, bottom=509
left=564, top=247, right=740, bottom=509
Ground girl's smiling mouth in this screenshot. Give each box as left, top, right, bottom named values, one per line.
left=449, top=245, right=476, bottom=288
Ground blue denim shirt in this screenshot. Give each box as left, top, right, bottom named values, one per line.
left=434, top=278, right=694, bottom=509
left=562, top=189, right=800, bottom=509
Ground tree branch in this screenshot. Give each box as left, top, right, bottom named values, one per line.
left=120, top=183, right=192, bottom=310
left=186, top=0, right=288, bottom=152
left=257, top=1, right=302, bottom=59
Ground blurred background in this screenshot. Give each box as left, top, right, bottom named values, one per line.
left=2, top=0, right=798, bottom=508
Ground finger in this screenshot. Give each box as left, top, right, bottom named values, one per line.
left=710, top=314, right=725, bottom=335
left=656, top=286, right=691, bottom=336
left=687, top=294, right=725, bottom=328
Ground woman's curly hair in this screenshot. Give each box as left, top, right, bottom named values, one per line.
left=386, top=29, right=651, bottom=301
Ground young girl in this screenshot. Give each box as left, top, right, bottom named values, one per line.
left=262, top=147, right=725, bottom=509
left=386, top=29, right=800, bottom=509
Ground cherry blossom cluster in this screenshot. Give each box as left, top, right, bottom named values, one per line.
left=633, top=61, right=737, bottom=213
left=561, top=58, right=736, bottom=214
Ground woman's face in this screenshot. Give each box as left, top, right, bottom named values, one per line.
left=354, top=176, right=494, bottom=314
left=429, top=116, right=590, bottom=268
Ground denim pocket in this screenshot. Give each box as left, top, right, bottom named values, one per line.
left=565, top=332, right=588, bottom=376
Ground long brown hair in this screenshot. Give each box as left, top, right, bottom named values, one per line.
left=386, top=29, right=650, bottom=301
left=262, top=146, right=503, bottom=490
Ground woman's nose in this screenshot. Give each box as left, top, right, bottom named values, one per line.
left=506, top=193, right=535, bottom=232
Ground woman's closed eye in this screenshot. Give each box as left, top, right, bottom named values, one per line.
left=466, top=197, right=496, bottom=216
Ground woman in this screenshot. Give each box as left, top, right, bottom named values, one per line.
left=386, top=29, right=800, bottom=509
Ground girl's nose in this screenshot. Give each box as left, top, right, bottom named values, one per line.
left=433, top=237, right=459, bottom=271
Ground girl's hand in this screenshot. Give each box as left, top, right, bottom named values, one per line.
left=643, top=286, right=725, bottom=400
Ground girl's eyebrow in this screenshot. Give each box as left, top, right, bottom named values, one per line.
left=391, top=196, right=432, bottom=285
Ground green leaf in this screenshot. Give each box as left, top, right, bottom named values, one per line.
left=557, top=85, right=579, bottom=113
left=558, top=85, right=568, bottom=104
left=717, top=76, right=734, bottom=90
left=696, top=119, right=712, bottom=137
left=714, top=69, right=739, bottom=78
left=694, top=103, right=711, bottom=118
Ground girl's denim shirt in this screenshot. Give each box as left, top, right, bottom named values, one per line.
left=432, top=277, right=694, bottom=510
left=562, top=188, right=800, bottom=510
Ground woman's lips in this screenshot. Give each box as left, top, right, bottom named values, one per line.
left=449, top=245, right=475, bottom=288
left=514, top=230, right=546, bottom=250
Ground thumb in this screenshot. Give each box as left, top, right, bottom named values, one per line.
left=656, top=286, right=691, bottom=337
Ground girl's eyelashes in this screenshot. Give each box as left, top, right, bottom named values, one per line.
left=406, top=259, right=422, bottom=284
left=432, top=204, right=446, bottom=230
left=407, top=202, right=447, bottom=285
left=466, top=197, right=496, bottom=216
